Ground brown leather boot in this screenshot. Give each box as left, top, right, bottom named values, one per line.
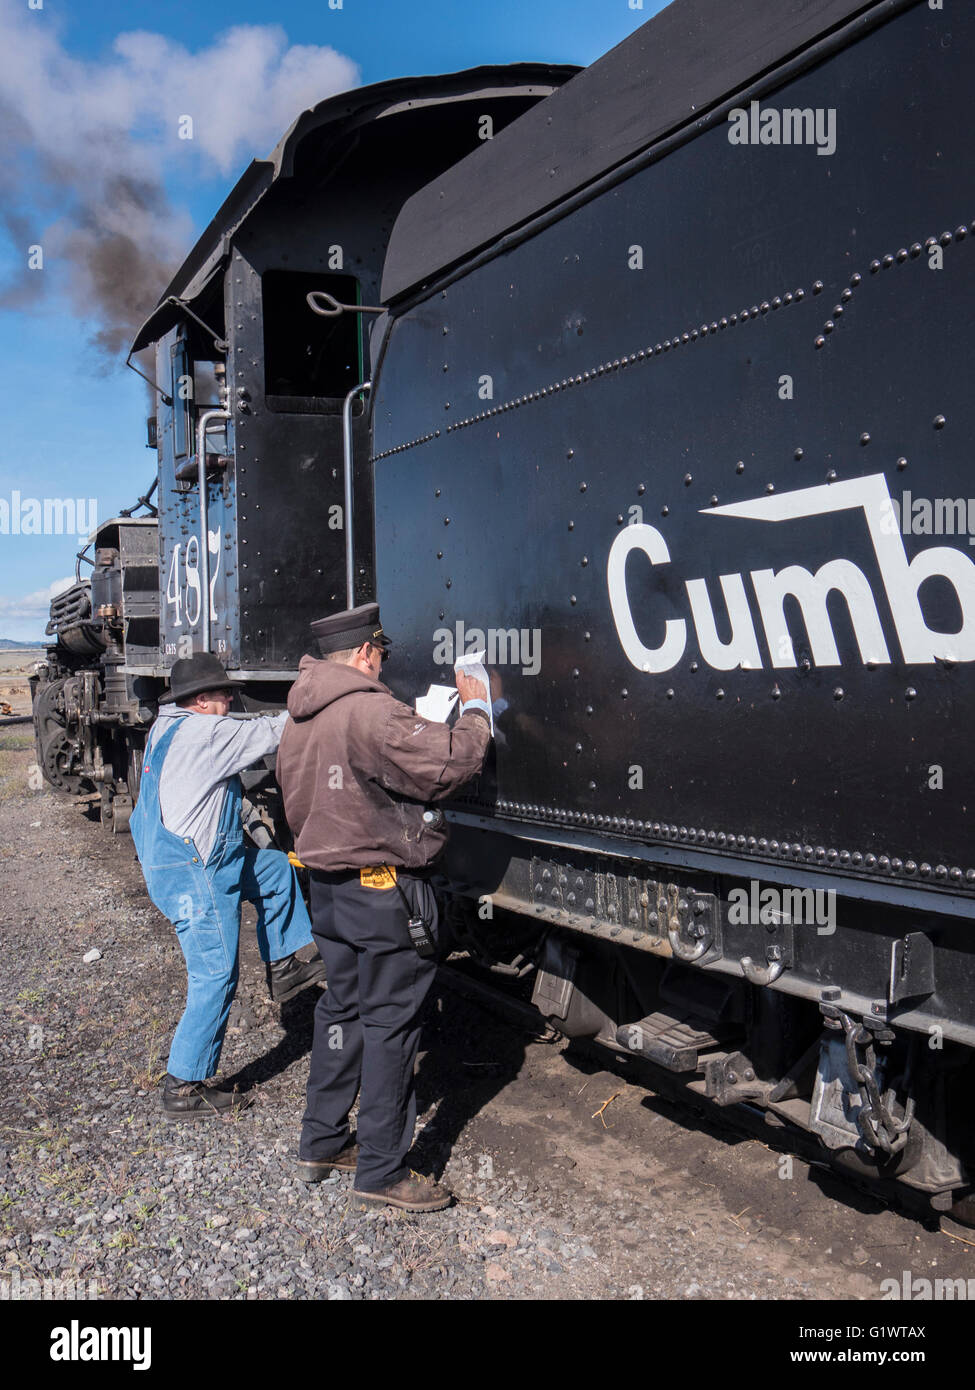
left=352, top=1171, right=452, bottom=1212
left=295, top=1140, right=359, bottom=1182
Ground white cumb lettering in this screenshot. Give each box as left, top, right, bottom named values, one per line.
left=607, top=525, right=686, bottom=672
left=750, top=559, right=890, bottom=667
left=708, top=475, right=975, bottom=664
left=611, top=474, right=975, bottom=675
left=685, top=573, right=762, bottom=670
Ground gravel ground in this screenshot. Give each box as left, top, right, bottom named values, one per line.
left=2, top=734, right=974, bottom=1302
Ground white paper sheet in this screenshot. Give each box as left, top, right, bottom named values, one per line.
left=454, top=649, right=494, bottom=735
left=415, top=684, right=460, bottom=722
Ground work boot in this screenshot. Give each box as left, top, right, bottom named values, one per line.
left=295, top=1139, right=359, bottom=1183
left=266, top=950, right=325, bottom=1003
left=161, top=1074, right=252, bottom=1120
left=352, top=1171, right=453, bottom=1213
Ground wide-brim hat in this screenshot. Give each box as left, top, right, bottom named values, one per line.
left=159, top=652, right=244, bottom=704
left=310, top=602, right=392, bottom=656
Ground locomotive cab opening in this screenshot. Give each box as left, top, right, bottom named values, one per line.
left=262, top=269, right=364, bottom=412
left=166, top=319, right=230, bottom=488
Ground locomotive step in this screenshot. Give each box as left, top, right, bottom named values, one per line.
left=615, top=1010, right=742, bottom=1073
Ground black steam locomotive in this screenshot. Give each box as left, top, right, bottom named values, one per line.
left=33, top=0, right=975, bottom=1223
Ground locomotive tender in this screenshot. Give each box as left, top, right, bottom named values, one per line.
left=33, top=0, right=975, bottom=1220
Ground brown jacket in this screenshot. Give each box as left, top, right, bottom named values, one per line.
left=276, top=655, right=491, bottom=871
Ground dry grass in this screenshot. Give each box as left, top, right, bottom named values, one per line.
left=128, top=1017, right=169, bottom=1091
left=0, top=739, right=33, bottom=802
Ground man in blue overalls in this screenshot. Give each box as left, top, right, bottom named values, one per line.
left=132, top=652, right=324, bottom=1119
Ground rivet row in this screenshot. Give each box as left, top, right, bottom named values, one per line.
left=490, top=802, right=974, bottom=885
left=815, top=220, right=972, bottom=348
left=375, top=284, right=808, bottom=452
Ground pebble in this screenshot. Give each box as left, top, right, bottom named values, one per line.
left=486, top=1230, right=517, bottom=1248
left=82, top=949, right=102, bottom=964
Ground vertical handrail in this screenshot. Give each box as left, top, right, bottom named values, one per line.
left=342, top=381, right=371, bottom=608
left=195, top=409, right=230, bottom=653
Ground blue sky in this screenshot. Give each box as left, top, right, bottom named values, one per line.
left=0, top=0, right=666, bottom=640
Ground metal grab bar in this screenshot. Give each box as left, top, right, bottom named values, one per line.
left=342, top=382, right=371, bottom=607
left=195, top=409, right=230, bottom=652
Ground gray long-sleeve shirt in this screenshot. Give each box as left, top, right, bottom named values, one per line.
left=150, top=703, right=287, bottom=864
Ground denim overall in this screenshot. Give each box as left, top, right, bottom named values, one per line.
left=131, top=716, right=314, bottom=1081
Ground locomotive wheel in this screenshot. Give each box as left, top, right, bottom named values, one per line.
left=126, top=737, right=144, bottom=806
left=111, top=791, right=133, bottom=835
left=32, top=680, right=86, bottom=795
left=96, top=736, right=143, bottom=835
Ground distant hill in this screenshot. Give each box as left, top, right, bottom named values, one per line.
left=0, top=639, right=45, bottom=650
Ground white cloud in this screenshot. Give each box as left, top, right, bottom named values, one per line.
left=0, top=576, right=75, bottom=619
left=0, top=1, right=360, bottom=352
left=112, top=24, right=360, bottom=175
left=0, top=575, right=74, bottom=640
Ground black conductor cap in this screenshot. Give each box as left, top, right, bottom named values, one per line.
left=310, top=602, right=392, bottom=656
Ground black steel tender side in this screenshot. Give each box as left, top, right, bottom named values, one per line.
left=366, top=0, right=975, bottom=1218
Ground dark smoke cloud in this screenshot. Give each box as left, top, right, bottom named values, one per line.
left=61, top=175, right=184, bottom=359
left=0, top=1, right=358, bottom=363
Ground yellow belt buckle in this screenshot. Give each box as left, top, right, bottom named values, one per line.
left=360, top=865, right=397, bottom=890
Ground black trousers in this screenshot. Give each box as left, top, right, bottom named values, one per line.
left=300, top=868, right=439, bottom=1192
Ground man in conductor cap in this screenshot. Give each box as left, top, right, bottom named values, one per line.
left=131, top=652, right=325, bottom=1119
left=276, top=603, right=491, bottom=1212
